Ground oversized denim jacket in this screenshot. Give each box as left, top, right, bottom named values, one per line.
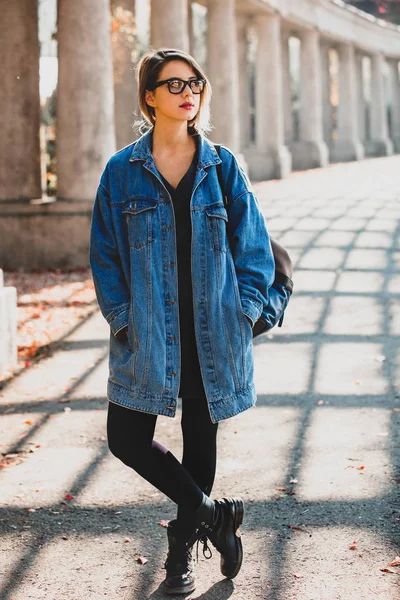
left=89, top=130, right=275, bottom=423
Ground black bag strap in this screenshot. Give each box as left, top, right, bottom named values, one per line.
left=274, top=271, right=294, bottom=295
left=214, top=145, right=228, bottom=210
left=214, top=143, right=293, bottom=300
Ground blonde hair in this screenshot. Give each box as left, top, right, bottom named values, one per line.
left=134, top=48, right=212, bottom=136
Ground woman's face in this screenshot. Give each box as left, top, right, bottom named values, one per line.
left=145, top=59, right=201, bottom=126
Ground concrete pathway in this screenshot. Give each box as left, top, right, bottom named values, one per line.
left=1, top=156, right=400, bottom=600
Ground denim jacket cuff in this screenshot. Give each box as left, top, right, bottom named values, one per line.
left=107, top=305, right=130, bottom=337
left=241, top=297, right=263, bottom=327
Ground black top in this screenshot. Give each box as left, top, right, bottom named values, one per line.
left=157, top=138, right=205, bottom=399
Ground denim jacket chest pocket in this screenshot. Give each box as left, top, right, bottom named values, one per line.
left=122, top=197, right=157, bottom=249
left=205, top=205, right=228, bottom=253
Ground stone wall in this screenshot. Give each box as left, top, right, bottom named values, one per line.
left=0, top=270, right=17, bottom=377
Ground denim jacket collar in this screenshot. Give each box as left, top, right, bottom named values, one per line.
left=128, top=129, right=222, bottom=170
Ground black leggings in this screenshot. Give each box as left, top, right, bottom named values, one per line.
left=107, top=393, right=218, bottom=539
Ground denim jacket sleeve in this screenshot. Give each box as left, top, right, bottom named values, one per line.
left=89, top=180, right=130, bottom=337
left=221, top=148, right=275, bottom=326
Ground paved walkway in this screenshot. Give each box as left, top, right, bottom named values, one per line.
left=1, top=156, right=400, bottom=600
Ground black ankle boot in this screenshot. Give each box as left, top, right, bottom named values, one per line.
left=163, top=519, right=196, bottom=595
left=196, top=495, right=244, bottom=579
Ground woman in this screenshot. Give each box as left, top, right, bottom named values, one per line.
left=90, top=47, right=275, bottom=595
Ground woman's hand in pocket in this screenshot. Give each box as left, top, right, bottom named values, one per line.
left=116, top=326, right=129, bottom=342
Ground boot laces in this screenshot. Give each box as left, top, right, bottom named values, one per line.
left=196, top=533, right=213, bottom=561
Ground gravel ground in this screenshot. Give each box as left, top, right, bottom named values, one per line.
left=0, top=156, right=400, bottom=600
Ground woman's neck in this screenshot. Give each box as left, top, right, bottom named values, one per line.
left=151, top=122, right=195, bottom=156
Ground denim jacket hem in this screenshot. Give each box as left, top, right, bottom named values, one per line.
left=208, top=383, right=257, bottom=423
left=108, top=380, right=177, bottom=418
left=107, top=379, right=257, bottom=424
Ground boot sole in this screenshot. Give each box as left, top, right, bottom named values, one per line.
left=164, top=580, right=196, bottom=595
left=222, top=497, right=244, bottom=579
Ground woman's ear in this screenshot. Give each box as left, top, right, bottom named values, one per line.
left=145, top=90, right=156, bottom=107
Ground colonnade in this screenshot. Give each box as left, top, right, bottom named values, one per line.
left=150, top=0, right=400, bottom=180
left=0, top=0, right=400, bottom=267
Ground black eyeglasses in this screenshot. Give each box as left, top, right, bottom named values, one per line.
left=152, top=77, right=206, bottom=94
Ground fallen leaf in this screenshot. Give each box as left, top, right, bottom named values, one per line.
left=123, top=537, right=132, bottom=543
left=24, top=420, right=32, bottom=425
left=357, top=465, right=365, bottom=471
left=380, top=567, right=397, bottom=574
left=349, top=541, right=358, bottom=550
left=288, top=524, right=311, bottom=534
left=159, top=520, right=170, bottom=528
left=64, top=494, right=74, bottom=500
left=388, top=556, right=400, bottom=567
left=276, top=486, right=295, bottom=496
left=136, top=556, right=148, bottom=565
left=0, top=455, right=22, bottom=469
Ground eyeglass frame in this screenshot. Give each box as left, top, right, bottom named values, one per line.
left=151, top=77, right=206, bottom=95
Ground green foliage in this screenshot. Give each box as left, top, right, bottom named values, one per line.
left=41, top=87, right=56, bottom=127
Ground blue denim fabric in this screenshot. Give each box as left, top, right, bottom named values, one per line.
left=89, top=130, right=275, bottom=423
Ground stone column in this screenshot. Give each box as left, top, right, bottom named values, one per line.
left=369, top=53, right=393, bottom=156
left=111, top=0, right=139, bottom=150
left=150, top=0, right=189, bottom=51
left=332, top=43, right=364, bottom=162
left=245, top=14, right=291, bottom=180
left=320, top=42, right=332, bottom=148
left=389, top=60, right=400, bottom=152
left=0, top=0, right=41, bottom=201
left=207, top=0, right=240, bottom=153
left=292, top=29, right=329, bottom=170
left=0, top=269, right=17, bottom=377
left=356, top=53, right=366, bottom=143
left=57, top=0, right=116, bottom=201
left=281, top=29, right=293, bottom=145
left=188, top=0, right=194, bottom=56
left=236, top=14, right=251, bottom=150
